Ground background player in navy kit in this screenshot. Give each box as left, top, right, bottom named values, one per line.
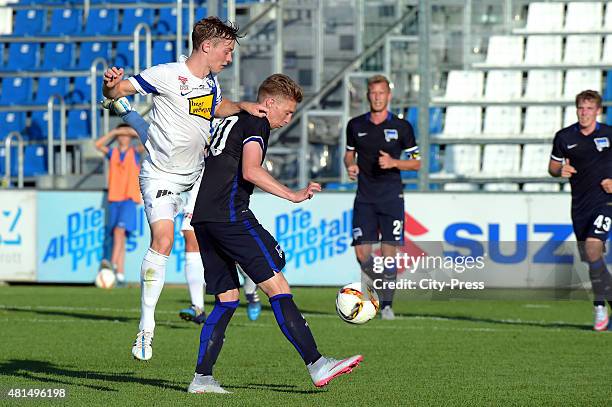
left=343, top=75, right=420, bottom=320
left=187, top=74, right=363, bottom=394
left=549, top=90, right=612, bottom=331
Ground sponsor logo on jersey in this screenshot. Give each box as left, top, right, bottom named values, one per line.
left=188, top=93, right=214, bottom=121
left=594, top=137, right=610, bottom=152
left=178, top=75, right=189, bottom=91
left=384, top=129, right=398, bottom=142
left=567, top=144, right=578, bottom=149
left=357, top=132, right=367, bottom=137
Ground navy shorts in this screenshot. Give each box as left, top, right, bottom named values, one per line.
left=108, top=200, right=138, bottom=234
left=352, top=197, right=404, bottom=246
left=193, top=218, right=286, bottom=295
left=573, top=204, right=612, bottom=260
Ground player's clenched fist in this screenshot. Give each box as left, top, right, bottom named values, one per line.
left=291, top=182, right=322, bottom=203
left=347, top=164, right=359, bottom=180
left=103, top=67, right=124, bottom=89
left=378, top=150, right=396, bottom=169
left=601, top=178, right=612, bottom=193
left=561, top=159, right=577, bottom=178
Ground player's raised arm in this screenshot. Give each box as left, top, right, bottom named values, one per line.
left=103, top=67, right=137, bottom=99
left=241, top=142, right=320, bottom=203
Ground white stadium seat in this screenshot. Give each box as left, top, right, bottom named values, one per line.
left=485, top=70, right=523, bottom=100
left=441, top=107, right=482, bottom=137
left=522, top=2, right=565, bottom=33
left=563, top=69, right=602, bottom=99
left=521, top=144, right=552, bottom=177
left=483, top=183, right=520, bottom=192
left=485, top=36, right=524, bottom=66
left=563, top=35, right=602, bottom=65
left=443, top=145, right=481, bottom=176
left=524, top=36, right=563, bottom=65
left=606, top=2, right=612, bottom=30
left=522, top=183, right=561, bottom=192
left=443, top=70, right=484, bottom=100
left=523, top=106, right=562, bottom=137
left=602, top=35, right=612, bottom=63
left=524, top=70, right=563, bottom=101
left=564, top=2, right=603, bottom=32
left=563, top=182, right=571, bottom=192
left=563, top=107, right=577, bottom=128
left=482, top=106, right=522, bottom=138
left=443, top=183, right=480, bottom=191
left=480, top=144, right=521, bottom=177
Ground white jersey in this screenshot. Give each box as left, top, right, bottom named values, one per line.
left=128, top=56, right=222, bottom=184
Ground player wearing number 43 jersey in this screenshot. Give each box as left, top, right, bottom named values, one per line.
left=102, top=17, right=267, bottom=361
left=186, top=74, right=362, bottom=394
left=549, top=90, right=612, bottom=331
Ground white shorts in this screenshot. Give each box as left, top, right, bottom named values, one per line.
left=140, top=158, right=200, bottom=225
left=180, top=172, right=202, bottom=232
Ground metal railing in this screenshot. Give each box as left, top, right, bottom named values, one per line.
left=47, top=94, right=67, bottom=176
left=90, top=57, right=110, bottom=140
left=4, top=132, right=24, bottom=188
left=133, top=23, right=153, bottom=105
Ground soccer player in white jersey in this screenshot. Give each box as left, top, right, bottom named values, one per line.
left=102, top=17, right=267, bottom=361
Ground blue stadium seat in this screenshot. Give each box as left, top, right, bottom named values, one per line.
left=67, top=110, right=90, bottom=139
left=120, top=7, right=154, bottom=34
left=0, top=112, right=26, bottom=136
left=604, top=70, right=612, bottom=102
left=23, top=145, right=47, bottom=176
left=41, top=42, right=75, bottom=71
left=27, top=111, right=62, bottom=141
left=67, top=76, right=103, bottom=104
left=0, top=144, right=46, bottom=177
left=2, top=42, right=39, bottom=71
left=115, top=41, right=147, bottom=69
left=157, top=7, right=207, bottom=35
left=406, top=107, right=443, bottom=136
left=77, top=42, right=110, bottom=69
left=157, top=7, right=179, bottom=34
left=0, top=78, right=33, bottom=105
left=34, top=77, right=69, bottom=105
left=11, top=9, right=45, bottom=36
left=153, top=41, right=175, bottom=65
left=84, top=8, right=118, bottom=35
left=47, top=9, right=82, bottom=36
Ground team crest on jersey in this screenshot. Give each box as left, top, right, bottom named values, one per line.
left=188, top=93, right=214, bottom=121
left=594, top=137, right=610, bottom=152
left=178, top=76, right=188, bottom=91
left=384, top=129, right=398, bottom=142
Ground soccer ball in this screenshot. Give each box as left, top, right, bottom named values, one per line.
left=336, top=282, right=379, bottom=324
left=95, top=268, right=116, bottom=289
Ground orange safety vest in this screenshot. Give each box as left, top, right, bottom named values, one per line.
left=108, top=147, right=142, bottom=203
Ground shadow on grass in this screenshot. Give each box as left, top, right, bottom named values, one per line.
left=4, top=307, right=136, bottom=323
left=0, top=359, right=186, bottom=392
left=227, top=382, right=321, bottom=395
left=401, top=312, right=591, bottom=331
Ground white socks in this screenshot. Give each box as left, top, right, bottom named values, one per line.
left=185, top=251, right=205, bottom=310
left=139, top=248, right=168, bottom=332
left=243, top=274, right=257, bottom=296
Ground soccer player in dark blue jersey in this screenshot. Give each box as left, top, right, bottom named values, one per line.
left=549, top=90, right=612, bottom=331
left=343, top=75, right=420, bottom=320
left=187, top=74, right=363, bottom=393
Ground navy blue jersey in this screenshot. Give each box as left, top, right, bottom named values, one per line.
left=346, top=112, right=417, bottom=203
left=192, top=111, right=270, bottom=223
left=551, top=122, right=612, bottom=216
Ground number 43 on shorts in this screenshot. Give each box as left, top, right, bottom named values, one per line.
left=593, top=215, right=611, bottom=233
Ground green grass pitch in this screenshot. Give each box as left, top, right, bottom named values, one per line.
left=1, top=285, right=611, bottom=406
